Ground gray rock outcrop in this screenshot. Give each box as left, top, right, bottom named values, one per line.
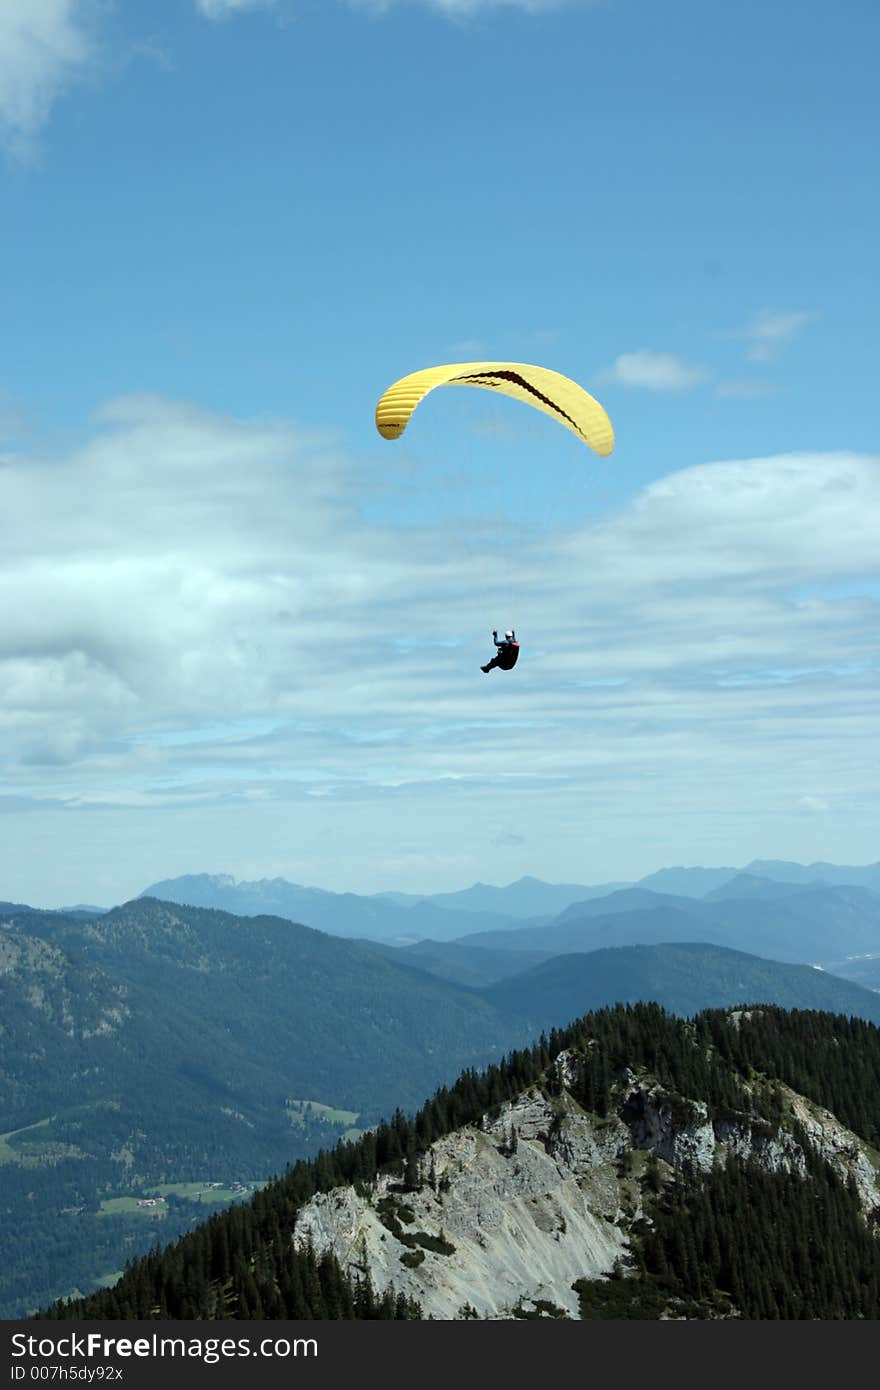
left=292, top=1066, right=880, bottom=1319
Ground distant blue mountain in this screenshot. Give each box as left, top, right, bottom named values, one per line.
left=702, top=874, right=806, bottom=902
left=138, top=873, right=526, bottom=943
left=637, top=860, right=880, bottom=897
left=635, top=866, right=740, bottom=897
left=453, top=882, right=880, bottom=968
left=553, top=886, right=698, bottom=922
left=375, top=875, right=630, bottom=919
left=744, top=858, right=880, bottom=891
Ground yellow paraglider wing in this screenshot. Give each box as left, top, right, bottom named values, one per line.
left=375, top=362, right=614, bottom=456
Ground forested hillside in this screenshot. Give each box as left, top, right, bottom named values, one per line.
left=0, top=897, right=525, bottom=1317
left=44, top=1005, right=880, bottom=1321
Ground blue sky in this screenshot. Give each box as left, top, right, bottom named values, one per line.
left=1, top=0, right=878, bottom=905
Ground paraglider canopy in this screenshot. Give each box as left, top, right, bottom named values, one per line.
left=375, top=361, right=615, bottom=457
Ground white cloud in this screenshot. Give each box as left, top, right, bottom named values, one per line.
left=195, top=0, right=586, bottom=20
left=0, top=0, right=93, bottom=158
left=348, top=0, right=577, bottom=15
left=2, top=398, right=878, bottom=903
left=195, top=0, right=277, bottom=19
left=599, top=349, right=710, bottom=391
left=588, top=451, right=880, bottom=584
left=737, top=309, right=817, bottom=363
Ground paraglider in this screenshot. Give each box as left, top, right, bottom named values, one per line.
left=375, top=361, right=615, bottom=456
left=375, top=361, right=614, bottom=674
left=482, top=629, right=520, bottom=674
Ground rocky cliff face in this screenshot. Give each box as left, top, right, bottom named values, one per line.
left=292, top=1050, right=880, bottom=1319
left=294, top=1084, right=630, bottom=1319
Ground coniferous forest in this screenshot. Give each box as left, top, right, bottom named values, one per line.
left=41, top=1004, right=880, bottom=1321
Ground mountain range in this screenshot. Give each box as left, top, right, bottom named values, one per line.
left=4, top=858, right=880, bottom=1317
left=139, top=861, right=880, bottom=949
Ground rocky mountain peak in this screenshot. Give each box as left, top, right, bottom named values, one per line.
left=292, top=1056, right=880, bottom=1319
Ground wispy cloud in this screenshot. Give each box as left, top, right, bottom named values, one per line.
left=195, top=0, right=277, bottom=19
left=493, top=829, right=526, bottom=846
left=2, top=390, right=878, bottom=900
left=0, top=0, right=94, bottom=159
left=598, top=349, right=710, bottom=391
left=194, top=0, right=582, bottom=20
left=736, top=309, right=817, bottom=363
left=348, top=0, right=578, bottom=16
